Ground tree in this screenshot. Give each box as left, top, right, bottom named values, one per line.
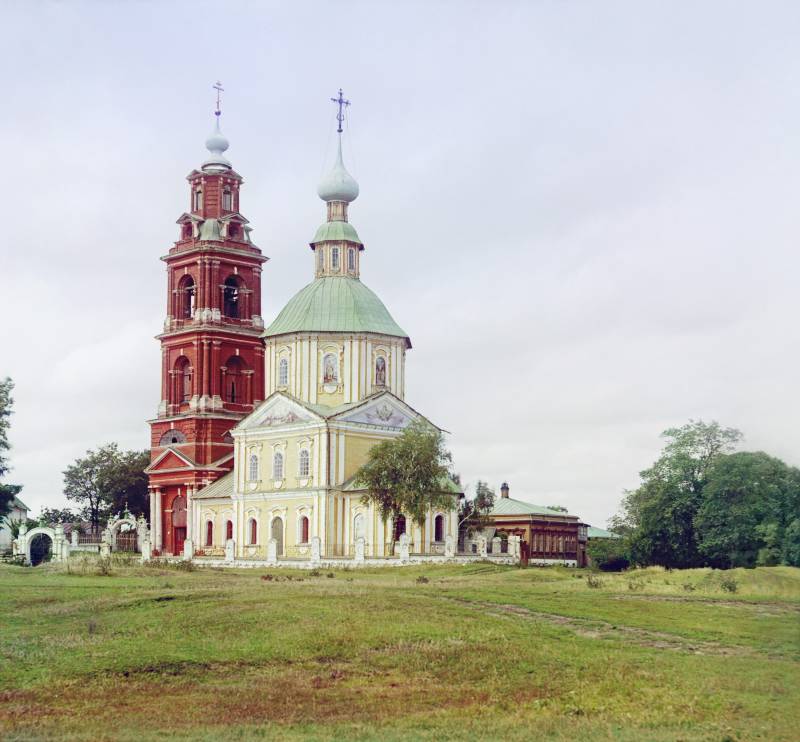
left=0, top=378, right=22, bottom=518
left=614, top=420, right=742, bottom=568
left=459, top=480, right=495, bottom=538
left=37, top=507, right=78, bottom=527
left=63, top=444, right=150, bottom=529
left=694, top=451, right=800, bottom=568
left=355, top=421, right=456, bottom=550
left=586, top=538, right=630, bottom=571
left=547, top=505, right=569, bottom=513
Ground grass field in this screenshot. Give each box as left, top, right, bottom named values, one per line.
left=1, top=559, right=798, bottom=741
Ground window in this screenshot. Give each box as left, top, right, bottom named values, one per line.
left=222, top=189, right=232, bottom=210
left=278, top=358, right=289, bottom=387
left=331, top=246, right=339, bottom=270
left=159, top=429, right=186, bottom=446
left=175, top=358, right=191, bottom=403
left=434, top=514, right=444, bottom=542
left=393, top=514, right=406, bottom=542
left=193, top=189, right=203, bottom=210
left=299, top=516, right=309, bottom=544
left=223, top=276, right=241, bottom=318
left=298, top=449, right=310, bottom=478
left=225, top=520, right=233, bottom=541
left=248, top=517, right=257, bottom=545
left=179, top=276, right=195, bottom=319
left=205, top=520, right=213, bottom=547
left=248, top=453, right=259, bottom=481
left=273, top=451, right=284, bottom=480
left=224, top=356, right=245, bottom=404
left=347, top=248, right=355, bottom=272
left=317, top=248, right=324, bottom=272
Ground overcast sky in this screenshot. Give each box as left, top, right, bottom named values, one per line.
left=1, top=1, right=799, bottom=527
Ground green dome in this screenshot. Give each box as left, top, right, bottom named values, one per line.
left=312, top=220, right=362, bottom=245
left=263, top=276, right=410, bottom=345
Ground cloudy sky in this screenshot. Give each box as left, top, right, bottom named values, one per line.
left=1, top=1, right=799, bottom=527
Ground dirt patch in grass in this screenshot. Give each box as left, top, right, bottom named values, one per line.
left=449, top=597, right=758, bottom=656
left=607, top=594, right=800, bottom=615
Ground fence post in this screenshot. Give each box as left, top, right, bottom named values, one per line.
left=310, top=536, right=321, bottom=565
left=444, top=535, right=455, bottom=558
left=182, top=539, right=194, bottom=561
left=225, top=538, right=235, bottom=563
left=399, top=533, right=410, bottom=562
left=354, top=537, right=365, bottom=563
left=267, top=538, right=277, bottom=564
left=141, top=538, right=152, bottom=563
left=491, top=536, right=501, bottom=556
left=477, top=536, right=488, bottom=558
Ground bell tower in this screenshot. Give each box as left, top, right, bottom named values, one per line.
left=146, top=88, right=267, bottom=556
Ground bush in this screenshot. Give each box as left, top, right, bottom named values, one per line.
left=309, top=569, right=321, bottom=577
left=586, top=574, right=604, bottom=589
left=719, top=574, right=738, bottom=593
left=415, top=575, right=429, bottom=584
left=587, top=538, right=630, bottom=572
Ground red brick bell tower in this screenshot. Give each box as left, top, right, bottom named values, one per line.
left=146, top=98, right=266, bottom=556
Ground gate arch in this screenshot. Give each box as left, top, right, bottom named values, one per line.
left=24, top=527, right=55, bottom=566
left=107, top=517, right=142, bottom=553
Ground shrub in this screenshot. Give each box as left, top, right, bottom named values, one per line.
left=682, top=582, right=696, bottom=592
left=174, top=560, right=195, bottom=572
left=587, top=539, right=630, bottom=572
left=309, top=569, right=321, bottom=577
left=326, top=572, right=335, bottom=579
left=416, top=575, right=429, bottom=584
left=719, top=574, right=738, bottom=593
left=586, top=574, right=604, bottom=589
left=627, top=576, right=645, bottom=591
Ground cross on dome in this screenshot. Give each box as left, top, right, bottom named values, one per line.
left=203, top=80, right=231, bottom=171
left=317, top=88, right=359, bottom=203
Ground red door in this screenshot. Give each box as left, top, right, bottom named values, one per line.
left=174, top=527, right=186, bottom=556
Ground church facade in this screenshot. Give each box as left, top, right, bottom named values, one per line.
left=146, top=97, right=461, bottom=563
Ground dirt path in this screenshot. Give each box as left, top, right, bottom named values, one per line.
left=444, top=596, right=760, bottom=656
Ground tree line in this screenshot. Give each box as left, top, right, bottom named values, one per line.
left=596, top=420, right=800, bottom=570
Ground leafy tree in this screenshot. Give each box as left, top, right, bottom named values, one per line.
left=615, top=420, right=742, bottom=568
left=694, top=452, right=800, bottom=568
left=459, top=480, right=495, bottom=538
left=547, top=505, right=569, bottom=513
left=783, top=519, right=800, bottom=567
left=0, top=378, right=22, bottom=518
left=356, top=421, right=456, bottom=550
left=37, top=507, right=78, bottom=527
left=63, top=444, right=150, bottom=529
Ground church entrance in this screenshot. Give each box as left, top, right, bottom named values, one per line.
left=271, top=517, right=284, bottom=557
left=172, top=495, right=187, bottom=555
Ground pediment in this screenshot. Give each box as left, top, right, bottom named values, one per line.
left=145, top=447, right=196, bottom=473
left=235, top=393, right=322, bottom=431
left=333, top=392, right=427, bottom=430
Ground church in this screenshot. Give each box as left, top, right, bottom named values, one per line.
left=145, top=92, right=462, bottom=563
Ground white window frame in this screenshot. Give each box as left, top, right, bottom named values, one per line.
left=248, top=453, right=259, bottom=481
left=273, top=451, right=284, bottom=480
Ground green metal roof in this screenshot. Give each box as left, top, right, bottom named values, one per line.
left=342, top=474, right=462, bottom=494
left=194, top=472, right=234, bottom=500
left=264, top=276, right=410, bottom=344
left=312, top=220, right=362, bottom=245
left=587, top=526, right=620, bottom=539
left=490, top=497, right=575, bottom=518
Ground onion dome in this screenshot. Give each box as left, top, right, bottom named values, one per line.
left=317, top=137, right=359, bottom=203
left=202, top=115, right=231, bottom=171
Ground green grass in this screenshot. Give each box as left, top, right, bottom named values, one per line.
left=1, top=558, right=798, bottom=741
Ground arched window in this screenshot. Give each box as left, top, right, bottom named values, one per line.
left=178, top=275, right=195, bottom=319
left=175, top=357, right=191, bottom=403
left=248, top=517, right=257, bottom=545
left=278, top=358, right=289, bottom=387
left=223, top=356, right=245, bottom=404
left=375, top=356, right=387, bottom=387
left=331, top=246, right=339, bottom=270
left=273, top=451, right=284, bottom=480
left=272, top=517, right=284, bottom=556
left=223, top=276, right=242, bottom=318
left=225, top=520, right=233, bottom=541
left=393, top=514, right=406, bottom=542
left=222, top=188, right=232, bottom=211
left=193, top=189, right=203, bottom=210
left=248, top=453, right=259, bottom=481
left=347, top=247, right=355, bottom=272
left=298, top=449, right=310, bottom=478
left=159, top=428, right=186, bottom=446
left=299, top=515, right=309, bottom=544
left=205, top=520, right=213, bottom=547
left=434, top=514, right=444, bottom=542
